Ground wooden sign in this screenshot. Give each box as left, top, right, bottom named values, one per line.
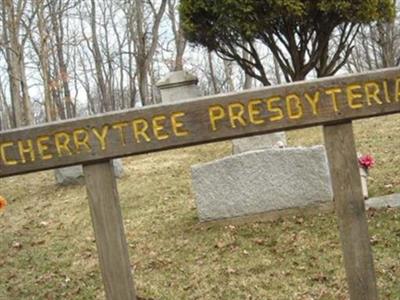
left=0, top=68, right=399, bottom=178
left=2, top=67, right=400, bottom=300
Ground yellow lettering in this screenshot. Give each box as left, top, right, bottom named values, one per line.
left=304, top=92, right=320, bottom=116
left=73, top=129, right=91, bottom=153
left=55, top=132, right=73, bottom=157
left=364, top=82, right=382, bottom=106
left=248, top=99, right=265, bottom=125
left=36, top=136, right=53, bottom=160
left=208, top=105, right=226, bottom=131
left=325, top=88, right=341, bottom=112
left=228, top=103, right=247, bottom=128
left=132, top=119, right=151, bottom=143
left=266, top=96, right=284, bottom=122
left=286, top=94, right=303, bottom=119
left=171, top=112, right=189, bottom=137
left=0, top=142, right=17, bottom=165
left=396, top=78, right=400, bottom=102
left=346, top=84, right=363, bottom=109
left=17, top=139, right=35, bottom=163
left=383, top=80, right=391, bottom=103
left=112, top=122, right=129, bottom=146
left=92, top=126, right=109, bottom=151
left=152, top=115, right=169, bottom=140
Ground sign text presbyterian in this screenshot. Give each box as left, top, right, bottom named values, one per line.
left=208, top=77, right=399, bottom=131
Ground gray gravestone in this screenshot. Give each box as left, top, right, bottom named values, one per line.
left=191, top=146, right=333, bottom=222
left=55, top=159, right=124, bottom=186
left=156, top=70, right=333, bottom=223
left=232, top=132, right=287, bottom=153
left=156, top=70, right=202, bottom=103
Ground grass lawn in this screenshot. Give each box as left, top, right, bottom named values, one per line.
left=0, top=115, right=399, bottom=299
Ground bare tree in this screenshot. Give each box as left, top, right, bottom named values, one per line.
left=108, top=0, right=128, bottom=109
left=88, top=0, right=111, bottom=112
left=347, top=3, right=399, bottom=72
left=129, top=0, right=167, bottom=105
left=223, top=60, right=235, bottom=92
left=1, top=0, right=34, bottom=127
left=0, top=75, right=11, bottom=130
left=167, top=0, right=186, bottom=71
left=26, top=0, right=56, bottom=122
left=207, top=51, right=219, bottom=94
left=48, top=0, right=76, bottom=119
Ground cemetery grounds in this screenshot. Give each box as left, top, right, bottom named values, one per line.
left=0, top=115, right=399, bottom=299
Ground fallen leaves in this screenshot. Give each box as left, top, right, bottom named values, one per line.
left=39, top=221, right=49, bottom=227
left=11, top=241, right=22, bottom=250
left=311, top=272, right=328, bottom=283
left=253, top=238, right=265, bottom=246
left=30, top=240, right=46, bottom=246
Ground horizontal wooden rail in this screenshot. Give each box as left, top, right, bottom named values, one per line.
left=0, top=67, right=399, bottom=177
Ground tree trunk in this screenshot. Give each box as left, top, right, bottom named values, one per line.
left=50, top=1, right=74, bottom=119
left=223, top=60, right=235, bottom=91
left=2, top=0, right=31, bottom=127
left=36, top=0, right=55, bottom=122
left=208, top=51, right=219, bottom=94
left=20, top=55, right=34, bottom=125
left=0, top=78, right=11, bottom=130
left=168, top=0, right=187, bottom=71
left=242, top=46, right=253, bottom=89
left=50, top=44, right=66, bottom=120
left=134, top=0, right=150, bottom=105
left=89, top=0, right=111, bottom=112
left=273, top=57, right=282, bottom=85
left=132, top=0, right=167, bottom=105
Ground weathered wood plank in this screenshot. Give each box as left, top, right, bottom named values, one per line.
left=83, top=161, right=136, bottom=300
left=0, top=67, right=399, bottom=177
left=323, top=122, right=378, bottom=300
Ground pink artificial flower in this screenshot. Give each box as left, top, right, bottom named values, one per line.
left=358, top=154, right=375, bottom=170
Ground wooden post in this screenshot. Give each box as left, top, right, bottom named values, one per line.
left=83, top=161, right=137, bottom=300
left=323, top=122, right=378, bottom=300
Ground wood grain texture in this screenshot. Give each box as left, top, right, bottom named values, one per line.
left=323, top=122, right=378, bottom=300
left=83, top=161, right=136, bottom=300
left=0, top=67, right=399, bottom=177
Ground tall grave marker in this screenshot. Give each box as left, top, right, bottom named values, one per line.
left=1, top=68, right=399, bottom=299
